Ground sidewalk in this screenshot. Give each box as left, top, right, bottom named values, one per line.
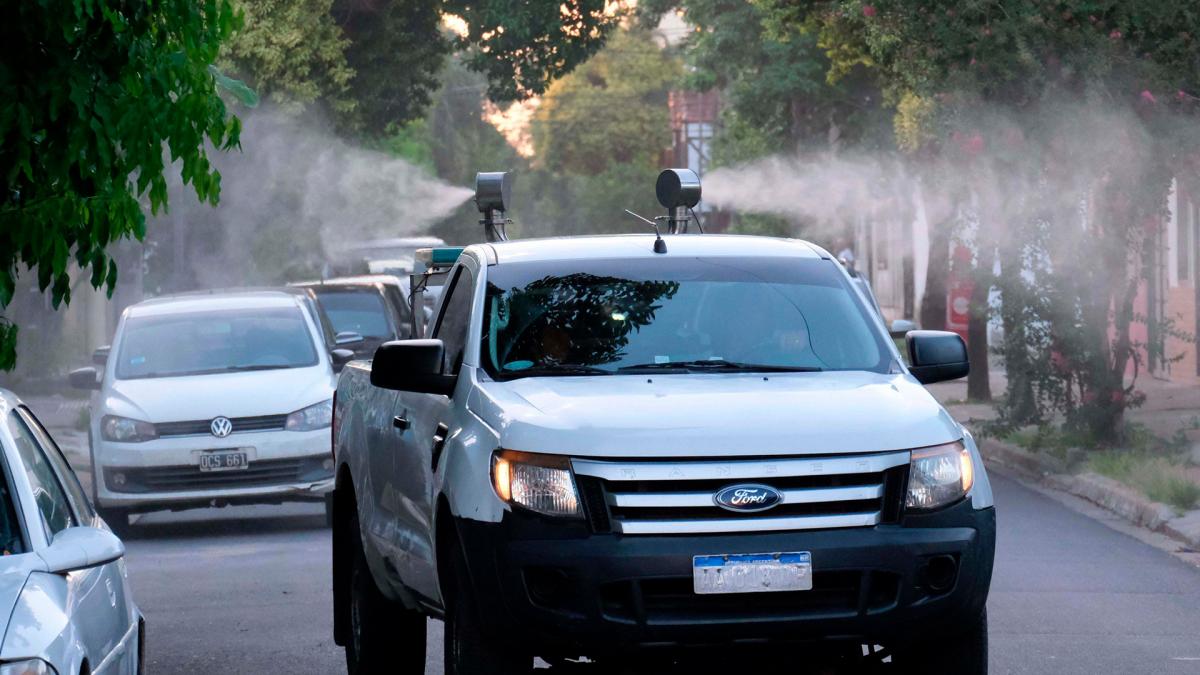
left=928, top=368, right=1200, bottom=446
left=928, top=369, right=1200, bottom=549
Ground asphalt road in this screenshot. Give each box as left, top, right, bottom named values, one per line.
left=99, top=470, right=1200, bottom=675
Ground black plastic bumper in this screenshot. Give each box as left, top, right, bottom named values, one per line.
left=454, top=499, right=995, bottom=655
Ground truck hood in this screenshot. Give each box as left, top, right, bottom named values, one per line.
left=101, top=366, right=333, bottom=422
left=472, top=370, right=961, bottom=458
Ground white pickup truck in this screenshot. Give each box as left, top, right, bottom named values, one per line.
left=331, top=233, right=995, bottom=674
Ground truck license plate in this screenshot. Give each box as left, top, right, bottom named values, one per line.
left=693, top=552, right=812, bottom=594
left=199, top=450, right=249, bottom=472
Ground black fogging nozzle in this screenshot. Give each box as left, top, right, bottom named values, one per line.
left=653, top=237, right=668, bottom=254
left=657, top=169, right=701, bottom=234
left=475, top=171, right=512, bottom=242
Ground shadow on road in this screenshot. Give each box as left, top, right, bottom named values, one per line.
left=122, top=508, right=326, bottom=541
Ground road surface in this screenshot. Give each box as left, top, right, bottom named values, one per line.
left=108, top=471, right=1200, bottom=674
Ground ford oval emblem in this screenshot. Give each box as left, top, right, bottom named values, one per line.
left=714, top=484, right=783, bottom=513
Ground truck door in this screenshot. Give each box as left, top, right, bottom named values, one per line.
left=390, top=263, right=475, bottom=601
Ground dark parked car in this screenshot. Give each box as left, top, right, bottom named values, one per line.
left=289, top=276, right=412, bottom=358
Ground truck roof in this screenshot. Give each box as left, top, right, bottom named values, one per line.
left=126, top=290, right=304, bottom=318
left=479, top=234, right=828, bottom=265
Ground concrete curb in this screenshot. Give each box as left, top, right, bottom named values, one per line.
left=978, top=437, right=1200, bottom=550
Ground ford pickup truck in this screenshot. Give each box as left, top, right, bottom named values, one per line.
left=331, top=232, right=995, bottom=674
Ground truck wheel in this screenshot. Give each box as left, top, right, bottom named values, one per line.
left=346, top=512, right=426, bottom=674
left=894, top=607, right=988, bottom=674
left=444, top=543, right=530, bottom=675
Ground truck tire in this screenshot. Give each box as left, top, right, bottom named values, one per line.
left=345, top=511, right=426, bottom=674
left=444, top=543, right=530, bottom=675
left=895, top=607, right=988, bottom=674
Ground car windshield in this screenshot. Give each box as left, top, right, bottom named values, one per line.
left=480, top=256, right=890, bottom=379
left=115, top=306, right=319, bottom=379
left=313, top=289, right=393, bottom=339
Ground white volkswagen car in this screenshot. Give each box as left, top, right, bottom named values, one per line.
left=0, top=389, right=143, bottom=674
left=71, top=291, right=349, bottom=530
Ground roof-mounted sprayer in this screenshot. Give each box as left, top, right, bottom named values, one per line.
left=656, top=168, right=702, bottom=234
left=475, top=171, right=512, bottom=243
left=625, top=168, right=704, bottom=254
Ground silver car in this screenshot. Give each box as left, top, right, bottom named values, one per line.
left=0, top=390, right=143, bottom=674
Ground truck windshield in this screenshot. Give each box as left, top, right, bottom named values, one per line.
left=480, top=256, right=890, bottom=379
left=115, top=307, right=319, bottom=379
left=312, top=289, right=393, bottom=339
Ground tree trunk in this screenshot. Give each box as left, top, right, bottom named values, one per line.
left=920, top=223, right=949, bottom=330
left=966, top=263, right=991, bottom=402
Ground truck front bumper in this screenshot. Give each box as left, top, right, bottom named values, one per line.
left=454, top=499, right=994, bottom=655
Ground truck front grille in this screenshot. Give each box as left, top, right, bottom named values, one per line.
left=572, top=451, right=909, bottom=535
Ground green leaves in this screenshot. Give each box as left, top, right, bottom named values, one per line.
left=0, top=0, right=243, bottom=370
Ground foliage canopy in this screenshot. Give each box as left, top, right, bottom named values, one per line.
left=0, top=0, right=244, bottom=369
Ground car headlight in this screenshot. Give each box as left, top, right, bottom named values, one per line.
left=906, top=441, right=974, bottom=510
left=0, top=659, right=57, bottom=675
left=491, top=450, right=582, bottom=518
left=285, top=399, right=334, bottom=431
left=101, top=415, right=158, bottom=443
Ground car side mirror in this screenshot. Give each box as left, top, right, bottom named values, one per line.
left=68, top=366, right=101, bottom=390
left=41, top=526, right=125, bottom=574
left=889, top=319, right=916, bottom=339
left=371, top=339, right=456, bottom=396
left=92, top=345, right=110, bottom=366
left=331, top=348, right=356, bottom=373
left=906, top=330, right=969, bottom=384
left=335, top=331, right=364, bottom=346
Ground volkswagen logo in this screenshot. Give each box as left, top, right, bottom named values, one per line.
left=210, top=416, right=233, bottom=438
left=714, top=484, right=783, bottom=513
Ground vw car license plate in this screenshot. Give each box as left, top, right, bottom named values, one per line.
left=199, top=450, right=248, bottom=472
left=693, top=552, right=812, bottom=594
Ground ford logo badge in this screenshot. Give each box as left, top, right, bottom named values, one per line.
left=714, top=484, right=783, bottom=513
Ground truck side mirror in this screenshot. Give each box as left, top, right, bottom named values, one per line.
left=68, top=366, right=101, bottom=390
left=371, top=340, right=456, bottom=396
left=906, top=331, right=969, bottom=384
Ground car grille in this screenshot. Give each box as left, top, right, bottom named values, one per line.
left=154, top=414, right=288, bottom=438
left=572, top=451, right=910, bottom=535
left=106, top=457, right=327, bottom=493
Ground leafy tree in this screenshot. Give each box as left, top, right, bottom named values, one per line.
left=333, top=0, right=446, bottom=134
left=769, top=0, right=1200, bottom=441
left=531, top=28, right=680, bottom=175
left=222, top=0, right=355, bottom=116
left=446, top=0, right=627, bottom=103
left=0, top=0, right=244, bottom=370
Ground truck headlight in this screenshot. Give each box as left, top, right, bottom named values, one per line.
left=905, top=441, right=974, bottom=510
left=491, top=450, right=582, bottom=518
left=286, top=399, right=333, bottom=431
left=0, top=659, right=57, bottom=675
left=101, top=415, right=158, bottom=443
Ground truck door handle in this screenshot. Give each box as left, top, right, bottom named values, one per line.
left=431, top=423, right=449, bottom=471
left=392, top=415, right=409, bottom=431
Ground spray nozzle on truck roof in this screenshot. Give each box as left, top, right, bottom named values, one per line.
left=656, top=169, right=703, bottom=235
left=475, top=171, right=512, bottom=243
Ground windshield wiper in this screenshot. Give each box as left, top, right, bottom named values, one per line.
left=618, top=359, right=823, bottom=373
left=498, top=364, right=613, bottom=378
left=223, top=364, right=294, bottom=372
